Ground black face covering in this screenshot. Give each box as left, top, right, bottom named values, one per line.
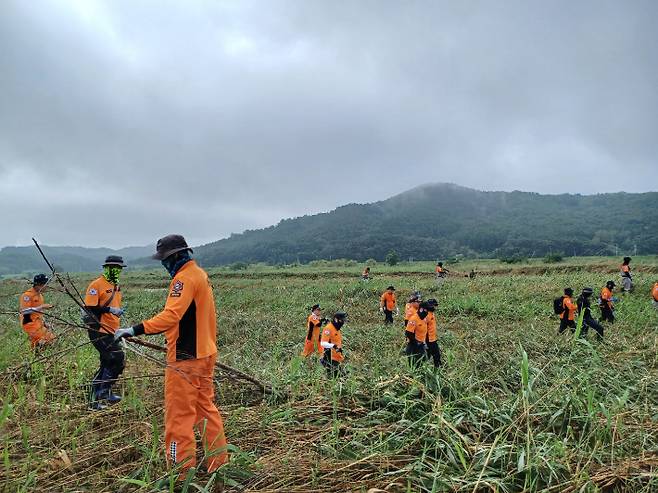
left=418, top=310, right=428, bottom=320
left=333, top=319, right=344, bottom=329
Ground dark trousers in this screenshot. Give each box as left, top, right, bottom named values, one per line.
left=320, top=350, right=344, bottom=378
left=600, top=306, right=615, bottom=323
left=582, top=316, right=604, bottom=339
left=88, top=329, right=125, bottom=399
left=426, top=341, right=442, bottom=368
left=558, top=318, right=576, bottom=334
left=405, top=339, right=425, bottom=367
left=383, top=309, right=394, bottom=324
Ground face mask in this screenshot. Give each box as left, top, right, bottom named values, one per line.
left=103, top=266, right=122, bottom=284
left=162, top=252, right=191, bottom=278
left=333, top=319, right=344, bottom=329
left=418, top=310, right=428, bottom=320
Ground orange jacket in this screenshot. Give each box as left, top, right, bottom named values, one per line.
left=435, top=266, right=443, bottom=273
left=380, top=291, right=396, bottom=311
left=406, top=313, right=428, bottom=344
left=621, top=264, right=631, bottom=277
left=404, top=302, right=418, bottom=321
left=320, top=322, right=344, bottom=362
left=600, top=287, right=614, bottom=309
left=19, top=288, right=45, bottom=330
left=306, top=314, right=322, bottom=339
left=135, top=261, right=217, bottom=363
left=560, top=296, right=577, bottom=321
left=652, top=283, right=658, bottom=302
left=84, top=276, right=122, bottom=333
left=426, top=312, right=437, bottom=342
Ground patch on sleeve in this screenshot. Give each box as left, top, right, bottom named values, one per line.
left=170, top=280, right=184, bottom=297
left=23, top=295, right=30, bottom=302
left=323, top=330, right=330, bottom=335
left=88, top=288, right=98, bottom=295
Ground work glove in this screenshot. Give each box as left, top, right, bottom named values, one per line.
left=379, top=307, right=384, bottom=313
left=334, top=346, right=343, bottom=353
left=114, top=327, right=135, bottom=341
left=109, top=307, right=125, bottom=317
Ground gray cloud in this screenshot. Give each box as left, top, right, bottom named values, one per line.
left=1, top=0, right=656, bottom=248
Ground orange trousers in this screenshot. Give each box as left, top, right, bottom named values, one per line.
left=164, top=354, right=228, bottom=473
left=301, top=327, right=322, bottom=357
left=23, top=325, right=55, bottom=349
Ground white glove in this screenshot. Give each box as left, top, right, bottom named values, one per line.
left=379, top=307, right=384, bottom=313
left=109, top=307, right=125, bottom=317
left=114, top=327, right=134, bottom=341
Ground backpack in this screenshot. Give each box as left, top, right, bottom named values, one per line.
left=553, top=297, right=565, bottom=315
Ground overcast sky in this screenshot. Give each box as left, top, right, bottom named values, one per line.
left=1, top=0, right=657, bottom=248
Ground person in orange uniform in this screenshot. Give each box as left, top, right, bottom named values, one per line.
left=114, top=235, right=227, bottom=475
left=404, top=292, right=421, bottom=329
left=380, top=286, right=397, bottom=324
left=301, top=304, right=325, bottom=357
left=362, top=267, right=370, bottom=281
left=652, top=281, right=658, bottom=310
left=558, top=287, right=577, bottom=334
left=599, top=281, right=617, bottom=323
left=435, top=262, right=447, bottom=286
left=405, top=302, right=432, bottom=366
left=620, top=257, right=633, bottom=293
left=320, top=311, right=347, bottom=377
left=424, top=298, right=441, bottom=367
left=19, top=274, right=55, bottom=349
left=84, top=256, right=126, bottom=409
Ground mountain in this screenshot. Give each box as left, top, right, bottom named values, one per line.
left=0, top=244, right=154, bottom=276
left=193, top=184, right=658, bottom=265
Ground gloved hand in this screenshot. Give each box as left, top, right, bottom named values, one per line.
left=334, top=346, right=343, bottom=353
left=379, top=306, right=384, bottom=313
left=114, top=327, right=134, bottom=341
left=109, top=307, right=125, bottom=317
left=611, top=297, right=619, bottom=302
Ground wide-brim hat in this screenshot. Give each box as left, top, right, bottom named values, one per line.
left=152, top=234, right=193, bottom=260
left=387, top=286, right=395, bottom=291
left=103, top=255, right=126, bottom=267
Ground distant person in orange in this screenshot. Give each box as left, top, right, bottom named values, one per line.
left=362, top=267, right=370, bottom=281
left=19, top=274, right=55, bottom=349
left=620, top=257, right=633, bottom=293
left=435, top=262, right=447, bottom=285
left=404, top=292, right=421, bottom=328
left=84, top=256, right=126, bottom=410
left=115, top=234, right=228, bottom=475
left=599, top=281, right=617, bottom=323
left=301, top=304, right=325, bottom=357
left=557, top=288, right=577, bottom=334
left=320, top=311, right=348, bottom=377
left=380, top=286, right=397, bottom=324
left=651, top=281, right=658, bottom=310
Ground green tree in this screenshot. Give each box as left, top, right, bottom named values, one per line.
left=385, top=250, right=399, bottom=266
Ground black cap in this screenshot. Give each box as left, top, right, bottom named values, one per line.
left=582, top=287, right=594, bottom=295
left=152, top=234, right=193, bottom=260
left=103, top=255, right=126, bottom=267
left=387, top=285, right=395, bottom=291
left=426, top=298, right=438, bottom=306
left=564, top=287, right=574, bottom=296
left=606, top=280, right=616, bottom=288
left=311, top=304, right=321, bottom=311
left=623, top=256, right=632, bottom=263
left=334, top=311, right=348, bottom=319
left=33, top=274, right=48, bottom=285
left=419, top=301, right=435, bottom=312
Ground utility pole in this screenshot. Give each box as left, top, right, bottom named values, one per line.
left=634, top=244, right=637, bottom=256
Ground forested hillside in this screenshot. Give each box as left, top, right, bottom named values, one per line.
left=194, top=184, right=658, bottom=265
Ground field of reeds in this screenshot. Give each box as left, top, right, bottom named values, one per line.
left=0, top=256, right=657, bottom=492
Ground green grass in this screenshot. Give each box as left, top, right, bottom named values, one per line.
left=0, top=257, right=657, bottom=491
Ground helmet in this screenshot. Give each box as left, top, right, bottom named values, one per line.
left=33, top=274, right=49, bottom=285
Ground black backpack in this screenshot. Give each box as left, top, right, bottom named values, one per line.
left=553, top=296, right=565, bottom=315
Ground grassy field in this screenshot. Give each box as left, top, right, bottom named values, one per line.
left=0, top=257, right=657, bottom=492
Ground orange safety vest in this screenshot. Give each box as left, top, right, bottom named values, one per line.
left=600, top=287, right=614, bottom=309
left=19, top=287, right=45, bottom=331
left=84, top=276, right=122, bottom=333
left=404, top=302, right=418, bottom=321
left=426, top=311, right=437, bottom=342
left=140, top=260, right=217, bottom=363
left=560, top=296, right=577, bottom=321
left=380, top=291, right=396, bottom=311
left=652, top=283, right=658, bottom=302
left=321, top=322, right=344, bottom=362
left=406, top=313, right=428, bottom=343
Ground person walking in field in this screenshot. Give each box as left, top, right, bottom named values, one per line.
left=19, top=274, right=55, bottom=349
left=362, top=267, right=370, bottom=281
left=404, top=301, right=432, bottom=366
left=83, top=256, right=126, bottom=409
left=652, top=281, right=658, bottom=310
left=599, top=281, right=617, bottom=323
left=114, top=234, right=228, bottom=475
left=435, top=262, right=447, bottom=286
left=557, top=288, right=578, bottom=334
left=424, top=299, right=441, bottom=368
left=301, top=304, right=325, bottom=357
left=577, top=287, right=604, bottom=340
left=404, top=292, right=421, bottom=328
left=320, top=311, right=348, bottom=377
left=380, top=286, right=397, bottom=324
left=620, top=257, right=633, bottom=293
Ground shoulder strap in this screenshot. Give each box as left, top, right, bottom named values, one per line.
left=102, top=284, right=117, bottom=308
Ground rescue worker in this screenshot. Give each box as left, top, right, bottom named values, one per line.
left=320, top=311, right=347, bottom=377
left=558, top=288, right=578, bottom=334
left=404, top=292, right=421, bottom=328
left=19, top=274, right=55, bottom=349
left=380, top=286, right=397, bottom=324
left=599, top=281, right=617, bottom=323
left=362, top=267, right=370, bottom=281
left=424, top=298, right=441, bottom=368
left=84, top=256, right=126, bottom=409
left=652, top=281, right=658, bottom=310
left=620, top=257, right=633, bottom=293
left=435, top=262, right=447, bottom=286
left=114, top=235, right=228, bottom=475
left=301, top=304, right=325, bottom=357
left=405, top=301, right=431, bottom=367
left=576, top=287, right=604, bottom=340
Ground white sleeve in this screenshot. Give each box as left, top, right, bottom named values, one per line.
left=320, top=341, right=334, bottom=349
